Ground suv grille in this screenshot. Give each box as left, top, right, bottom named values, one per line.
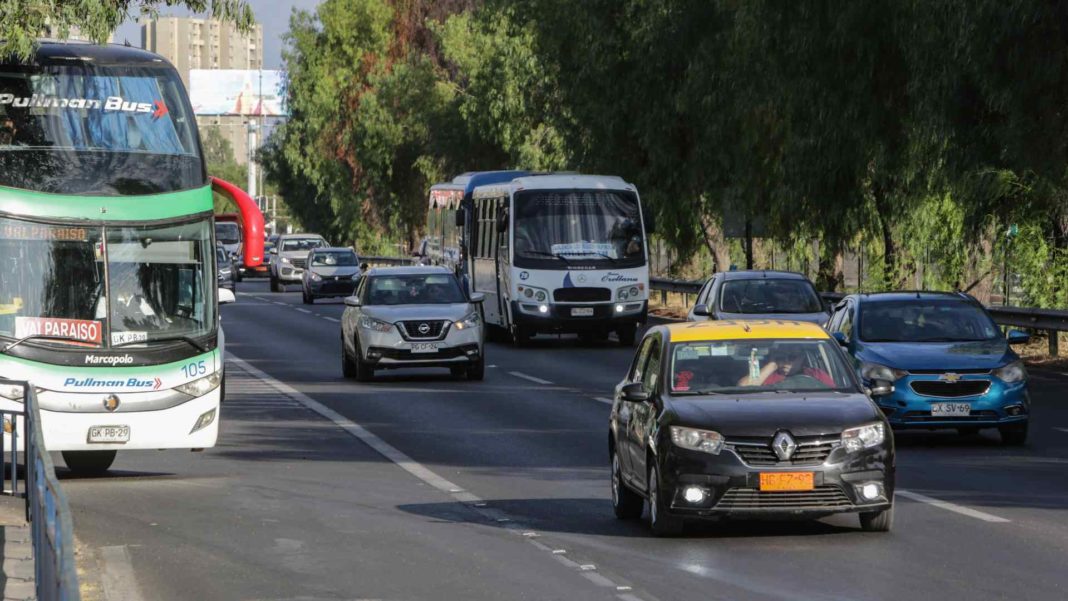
left=290, top=258, right=307, bottom=269
left=553, top=287, right=610, bottom=302
left=399, top=320, right=449, bottom=340
left=728, top=437, right=837, bottom=467
left=910, top=380, right=990, bottom=398
left=715, top=486, right=853, bottom=510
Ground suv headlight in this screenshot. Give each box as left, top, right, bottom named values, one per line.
left=176, top=371, right=222, bottom=397
left=841, top=422, right=885, bottom=452
left=454, top=311, right=481, bottom=331
left=358, top=316, right=394, bottom=333
left=860, top=362, right=907, bottom=382
left=670, top=426, right=724, bottom=455
left=309, top=272, right=322, bottom=281
left=993, top=360, right=1026, bottom=383
left=517, top=285, right=548, bottom=302
left=281, top=256, right=291, bottom=264
left=616, top=284, right=644, bottom=301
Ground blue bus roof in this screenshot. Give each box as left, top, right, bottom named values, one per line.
left=450, top=171, right=531, bottom=198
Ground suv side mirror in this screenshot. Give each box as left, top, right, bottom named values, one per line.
left=692, top=303, right=710, bottom=317
left=621, top=382, right=651, bottom=403
left=344, top=296, right=361, bottom=307
left=1006, top=330, right=1030, bottom=345
left=469, top=292, right=485, bottom=303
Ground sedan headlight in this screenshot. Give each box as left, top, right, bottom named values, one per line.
left=616, top=284, right=644, bottom=301
left=454, top=311, right=481, bottom=331
left=358, top=316, right=394, bottom=333
left=670, top=426, right=724, bottom=455
left=281, top=256, right=291, bottom=264
left=993, top=360, right=1026, bottom=383
left=860, top=362, right=907, bottom=382
left=841, top=422, right=885, bottom=452
left=175, top=371, right=222, bottom=397
left=309, top=272, right=322, bottom=282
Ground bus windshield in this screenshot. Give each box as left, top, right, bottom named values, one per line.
left=215, top=222, right=241, bottom=245
left=513, top=189, right=645, bottom=268
left=0, top=216, right=216, bottom=349
left=0, top=63, right=204, bottom=195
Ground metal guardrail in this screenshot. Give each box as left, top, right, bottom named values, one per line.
left=0, top=379, right=81, bottom=601
left=649, top=276, right=1067, bottom=354
left=361, top=255, right=415, bottom=267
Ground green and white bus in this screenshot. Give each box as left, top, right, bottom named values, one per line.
left=0, top=42, right=255, bottom=474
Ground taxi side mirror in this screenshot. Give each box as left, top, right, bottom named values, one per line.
left=621, top=382, right=651, bottom=403
left=692, top=304, right=710, bottom=317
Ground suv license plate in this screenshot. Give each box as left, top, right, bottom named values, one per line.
left=410, top=342, right=439, bottom=353
left=931, top=402, right=971, bottom=417
left=88, top=425, right=130, bottom=444
left=571, top=307, right=594, bottom=317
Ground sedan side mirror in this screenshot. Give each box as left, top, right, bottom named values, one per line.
left=1006, top=330, right=1030, bottom=345
left=692, top=304, right=710, bottom=317
left=218, top=288, right=236, bottom=305
left=469, top=292, right=485, bottom=303
left=621, top=382, right=651, bottom=403
left=344, top=296, right=361, bottom=307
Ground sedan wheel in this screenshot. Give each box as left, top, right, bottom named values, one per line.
left=611, top=450, right=643, bottom=520
left=648, top=464, right=683, bottom=536
left=859, top=504, right=894, bottom=532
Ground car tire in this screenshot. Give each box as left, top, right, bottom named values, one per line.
left=859, top=504, right=894, bottom=532
left=648, top=463, right=683, bottom=536
left=353, top=336, right=374, bottom=382
left=341, top=335, right=357, bottom=379
left=270, top=275, right=280, bottom=292
left=611, top=449, right=643, bottom=520
left=302, top=289, right=312, bottom=304
left=450, top=366, right=466, bottom=378
left=220, top=370, right=226, bottom=403
left=999, top=422, right=1028, bottom=445
left=62, top=450, right=117, bottom=476
left=617, top=325, right=637, bottom=347
left=466, top=358, right=485, bottom=381
left=513, top=325, right=533, bottom=346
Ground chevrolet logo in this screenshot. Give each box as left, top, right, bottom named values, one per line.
left=940, top=372, right=962, bottom=383
left=103, top=394, right=120, bottom=412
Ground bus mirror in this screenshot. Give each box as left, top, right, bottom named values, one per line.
left=644, top=212, right=656, bottom=234
left=496, top=207, right=508, bottom=233
left=455, top=208, right=465, bottom=227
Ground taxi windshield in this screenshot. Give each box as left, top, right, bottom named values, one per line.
left=670, top=339, right=856, bottom=394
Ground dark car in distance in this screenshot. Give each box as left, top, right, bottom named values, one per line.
left=609, top=320, right=894, bottom=536
left=687, top=270, right=830, bottom=326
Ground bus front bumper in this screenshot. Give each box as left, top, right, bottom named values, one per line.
left=511, top=300, right=647, bottom=333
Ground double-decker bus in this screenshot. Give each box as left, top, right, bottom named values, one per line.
left=0, top=42, right=259, bottom=474
left=426, top=173, right=653, bottom=345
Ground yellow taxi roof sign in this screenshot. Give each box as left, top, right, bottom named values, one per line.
left=667, top=320, right=830, bottom=343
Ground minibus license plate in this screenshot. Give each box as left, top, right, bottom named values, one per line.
left=931, top=402, right=971, bottom=417
left=88, top=425, right=130, bottom=444
left=410, top=342, right=438, bottom=353
left=571, top=307, right=594, bottom=317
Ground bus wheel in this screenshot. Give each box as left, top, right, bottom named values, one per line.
left=617, top=325, right=637, bottom=347
left=62, top=451, right=116, bottom=475
left=513, top=326, right=533, bottom=346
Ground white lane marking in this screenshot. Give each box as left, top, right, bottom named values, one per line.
left=897, top=489, right=1010, bottom=523
left=100, top=545, right=146, bottom=601
left=593, top=397, right=614, bottom=405
left=1054, top=427, right=1068, bottom=434
left=272, top=301, right=287, bottom=306
left=509, top=371, right=553, bottom=385
left=295, top=308, right=312, bottom=314
left=322, top=316, right=340, bottom=323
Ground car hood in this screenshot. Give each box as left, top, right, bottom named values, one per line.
left=308, top=266, right=359, bottom=277
left=716, top=311, right=829, bottom=325
left=667, top=393, right=880, bottom=437
left=858, top=340, right=1012, bottom=371
left=362, top=303, right=472, bottom=323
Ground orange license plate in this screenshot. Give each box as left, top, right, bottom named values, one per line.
left=759, top=472, right=815, bottom=492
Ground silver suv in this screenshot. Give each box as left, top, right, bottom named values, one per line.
left=269, top=234, right=328, bottom=292
left=340, top=266, right=485, bottom=381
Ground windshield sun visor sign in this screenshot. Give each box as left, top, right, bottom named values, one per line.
left=15, top=317, right=102, bottom=345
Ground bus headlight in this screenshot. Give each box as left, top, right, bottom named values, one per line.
left=616, top=284, right=644, bottom=301
left=518, top=285, right=549, bottom=303
left=176, top=372, right=222, bottom=397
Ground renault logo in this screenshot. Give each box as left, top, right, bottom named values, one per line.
left=772, top=431, right=797, bottom=461
left=103, top=394, right=120, bottom=412
left=418, top=323, right=431, bottom=335
left=940, top=372, right=962, bottom=383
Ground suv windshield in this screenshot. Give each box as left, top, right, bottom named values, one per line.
left=363, top=274, right=466, bottom=305
left=0, top=216, right=215, bottom=349
left=859, top=300, right=1000, bottom=342
left=513, top=189, right=645, bottom=268
left=0, top=62, right=204, bottom=195
left=282, top=238, right=326, bottom=252
left=311, top=250, right=357, bottom=267
left=215, top=222, right=240, bottom=244
left=719, top=279, right=823, bottom=314
left=670, top=339, right=855, bottom=394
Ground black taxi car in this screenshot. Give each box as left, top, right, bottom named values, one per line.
left=609, top=320, right=895, bottom=535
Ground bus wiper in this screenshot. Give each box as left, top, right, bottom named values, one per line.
left=1, top=334, right=97, bottom=354
left=114, top=335, right=208, bottom=353
left=520, top=250, right=572, bottom=263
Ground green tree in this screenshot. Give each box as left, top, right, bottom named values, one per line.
left=200, top=125, right=245, bottom=212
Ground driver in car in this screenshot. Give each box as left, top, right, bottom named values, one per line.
left=737, top=347, right=834, bottom=387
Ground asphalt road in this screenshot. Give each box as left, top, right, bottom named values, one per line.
left=63, top=279, right=1068, bottom=601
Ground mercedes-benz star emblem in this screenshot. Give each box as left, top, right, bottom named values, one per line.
left=772, top=431, right=797, bottom=461
left=104, top=394, right=120, bottom=412
left=418, top=323, right=431, bottom=335
left=577, top=273, right=587, bottom=283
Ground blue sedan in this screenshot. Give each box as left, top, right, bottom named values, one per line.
left=827, top=292, right=1031, bottom=445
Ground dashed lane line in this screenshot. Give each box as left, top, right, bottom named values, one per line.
left=593, top=397, right=614, bottom=405
left=295, top=308, right=313, bottom=314
left=1054, top=427, right=1068, bottom=434
left=508, top=371, right=554, bottom=385
left=322, top=316, right=340, bottom=323
left=897, top=489, right=1011, bottom=523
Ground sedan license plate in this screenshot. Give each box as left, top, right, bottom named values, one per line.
left=931, top=402, right=971, bottom=417
left=88, top=425, right=130, bottom=444
left=410, top=342, right=439, bottom=353
left=759, top=472, right=814, bottom=492
left=571, top=307, right=595, bottom=317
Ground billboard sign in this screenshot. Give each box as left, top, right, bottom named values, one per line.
left=189, top=69, right=287, bottom=116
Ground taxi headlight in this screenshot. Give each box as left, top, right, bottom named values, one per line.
left=841, top=422, right=885, bottom=453
left=860, top=362, right=907, bottom=382
left=993, top=360, right=1026, bottom=383
left=670, top=426, right=724, bottom=455
left=176, top=372, right=222, bottom=397
left=358, top=316, right=394, bottom=333
left=454, top=311, right=481, bottom=331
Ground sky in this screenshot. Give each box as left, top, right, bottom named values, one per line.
left=114, top=0, right=324, bottom=69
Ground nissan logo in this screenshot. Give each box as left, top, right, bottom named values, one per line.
left=418, top=323, right=431, bottom=335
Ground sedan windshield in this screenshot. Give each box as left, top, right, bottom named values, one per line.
left=282, top=238, right=325, bottom=252
left=719, top=279, right=824, bottom=314
left=311, top=250, right=357, bottom=267
left=363, top=274, right=466, bottom=305
left=670, top=339, right=856, bottom=394
left=859, top=300, right=1000, bottom=342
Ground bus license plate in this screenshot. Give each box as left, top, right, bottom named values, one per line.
left=410, top=342, right=439, bottom=353
left=931, top=403, right=971, bottom=417
left=571, top=307, right=594, bottom=317
left=88, top=425, right=130, bottom=444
